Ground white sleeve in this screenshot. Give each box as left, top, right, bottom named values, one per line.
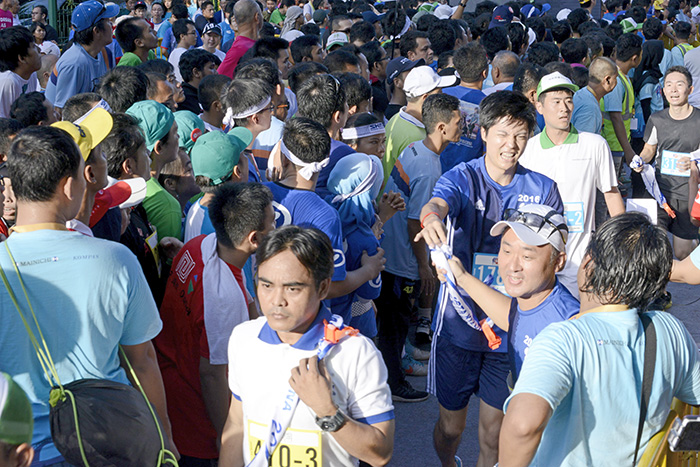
left=595, top=138, right=618, bottom=193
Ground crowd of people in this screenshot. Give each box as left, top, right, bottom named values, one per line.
left=2, top=0, right=700, bottom=465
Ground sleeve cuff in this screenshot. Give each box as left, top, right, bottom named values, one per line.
left=355, top=410, right=395, bottom=425
left=232, top=391, right=241, bottom=401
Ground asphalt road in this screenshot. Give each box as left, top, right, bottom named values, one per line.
left=387, top=281, right=700, bottom=466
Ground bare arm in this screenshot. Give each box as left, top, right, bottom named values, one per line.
left=603, top=186, right=625, bottom=217
left=671, top=254, right=700, bottom=284
left=121, top=342, right=179, bottom=458
left=199, top=357, right=231, bottom=447
left=414, top=197, right=450, bottom=248
left=219, top=397, right=245, bottom=467
left=327, top=248, right=386, bottom=298
left=408, top=218, right=436, bottom=300
left=498, top=393, right=553, bottom=467
left=609, top=112, right=635, bottom=163
left=639, top=142, right=658, bottom=164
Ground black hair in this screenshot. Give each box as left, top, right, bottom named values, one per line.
left=597, top=32, right=616, bottom=57
left=210, top=182, right=273, bottom=248
left=437, top=50, right=455, bottom=70
left=349, top=20, right=376, bottom=44
left=571, top=66, right=589, bottom=87
left=260, top=22, right=277, bottom=38
left=506, top=22, right=526, bottom=54
left=674, top=21, right=692, bottom=40
left=290, top=34, right=322, bottom=63
left=235, top=57, right=282, bottom=87
left=582, top=33, right=603, bottom=57
left=422, top=93, right=460, bottom=134
left=8, top=126, right=82, bottom=202
left=173, top=18, right=195, bottom=43
left=581, top=212, right=672, bottom=311
left=561, top=37, right=588, bottom=64
left=331, top=14, right=351, bottom=31
left=642, top=16, right=664, bottom=39
left=33, top=5, right=48, bottom=18
left=98, top=66, right=149, bottom=113
left=62, top=92, right=102, bottom=122
left=475, top=0, right=497, bottom=16
left=567, top=8, right=589, bottom=34
left=257, top=225, right=334, bottom=288
left=337, top=72, right=371, bottom=110
left=526, top=41, right=560, bottom=66
left=323, top=49, right=360, bottom=75
left=382, top=8, right=408, bottom=39
left=29, top=21, right=47, bottom=36
left=578, top=21, right=600, bottom=37
left=283, top=116, right=331, bottom=164
left=605, top=21, right=624, bottom=41
left=665, top=65, right=693, bottom=86
left=221, top=78, right=273, bottom=127
left=145, top=71, right=169, bottom=100
left=629, top=5, right=647, bottom=22
left=416, top=12, right=440, bottom=31
left=103, top=113, right=147, bottom=179
left=453, top=42, right=489, bottom=83
left=479, top=90, right=536, bottom=134
left=0, top=26, right=34, bottom=72
left=250, top=36, right=289, bottom=63
left=10, top=92, right=49, bottom=127
left=543, top=61, right=574, bottom=81
left=115, top=16, right=145, bottom=53
left=480, top=26, right=510, bottom=61
left=525, top=16, right=546, bottom=42
left=513, top=62, right=544, bottom=95
left=201, top=0, right=214, bottom=9
left=429, top=20, right=457, bottom=56
left=0, top=118, right=23, bottom=157
left=198, top=73, right=232, bottom=111
left=300, top=22, right=321, bottom=36
left=171, top=3, right=190, bottom=19
left=296, top=73, right=346, bottom=129
left=399, top=30, right=428, bottom=57
left=287, top=61, right=329, bottom=93
left=139, top=58, right=175, bottom=76
left=551, top=19, right=572, bottom=43
left=359, top=40, right=384, bottom=71
left=179, top=48, right=218, bottom=83
left=74, top=18, right=110, bottom=46
left=616, top=32, right=643, bottom=62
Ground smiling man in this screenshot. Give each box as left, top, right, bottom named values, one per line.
left=415, top=91, right=563, bottom=467
left=518, top=72, right=624, bottom=298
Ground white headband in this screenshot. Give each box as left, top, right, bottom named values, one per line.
left=341, top=122, right=385, bottom=141
left=74, top=99, right=111, bottom=124
left=281, top=140, right=329, bottom=180
left=331, top=154, right=378, bottom=204
left=222, top=96, right=272, bottom=127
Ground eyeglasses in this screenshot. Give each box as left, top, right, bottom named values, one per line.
left=503, top=208, right=568, bottom=243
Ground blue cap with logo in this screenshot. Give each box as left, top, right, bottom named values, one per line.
left=72, top=0, right=120, bottom=32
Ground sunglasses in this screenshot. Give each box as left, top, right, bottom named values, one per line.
left=503, top=208, right=568, bottom=243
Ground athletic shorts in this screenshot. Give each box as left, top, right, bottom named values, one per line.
left=432, top=335, right=510, bottom=411
left=658, top=197, right=699, bottom=240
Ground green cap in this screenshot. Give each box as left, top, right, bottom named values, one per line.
left=174, top=111, right=205, bottom=153
left=0, top=373, right=33, bottom=445
left=125, top=100, right=175, bottom=152
left=190, top=127, right=253, bottom=185
left=536, top=72, right=579, bottom=99
left=620, top=17, right=642, bottom=34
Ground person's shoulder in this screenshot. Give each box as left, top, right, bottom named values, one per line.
left=577, top=130, right=610, bottom=146
left=549, top=282, right=580, bottom=319
left=230, top=315, right=268, bottom=342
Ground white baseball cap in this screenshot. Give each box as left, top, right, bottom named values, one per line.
left=556, top=8, right=571, bottom=21
left=490, top=204, right=568, bottom=253
left=326, top=32, right=349, bottom=51
left=403, top=66, right=458, bottom=98
left=536, top=72, right=579, bottom=99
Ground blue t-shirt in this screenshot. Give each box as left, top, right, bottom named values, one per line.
left=507, top=280, right=579, bottom=379
left=572, top=87, right=603, bottom=135
left=220, top=21, right=235, bottom=51
left=431, top=157, right=563, bottom=352
left=265, top=182, right=347, bottom=281
left=46, top=43, right=110, bottom=108
left=440, top=86, right=486, bottom=173
left=0, top=229, right=162, bottom=463
left=315, top=139, right=356, bottom=200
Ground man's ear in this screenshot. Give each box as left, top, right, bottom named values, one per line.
left=481, top=68, right=488, bottom=80
left=348, top=104, right=358, bottom=115
left=122, top=157, right=136, bottom=176
left=492, top=66, right=501, bottom=80
left=13, top=443, right=34, bottom=467
left=192, top=67, right=203, bottom=80
left=554, top=251, right=567, bottom=273
left=162, top=175, right=177, bottom=190
left=316, top=277, right=331, bottom=300
left=332, top=109, right=342, bottom=124
left=84, top=162, right=97, bottom=185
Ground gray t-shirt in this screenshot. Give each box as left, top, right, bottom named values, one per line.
left=643, top=107, right=700, bottom=200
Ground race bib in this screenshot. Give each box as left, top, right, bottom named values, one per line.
left=563, top=202, right=584, bottom=233
left=660, top=150, right=691, bottom=177
left=472, top=252, right=508, bottom=296
left=248, top=420, right=322, bottom=467
left=145, top=229, right=161, bottom=276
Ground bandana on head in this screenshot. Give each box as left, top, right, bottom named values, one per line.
left=326, top=153, right=378, bottom=236
left=280, top=140, right=330, bottom=180
left=341, top=122, right=385, bottom=141
left=222, top=96, right=272, bottom=128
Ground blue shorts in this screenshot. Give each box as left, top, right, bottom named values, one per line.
left=432, top=335, right=510, bottom=411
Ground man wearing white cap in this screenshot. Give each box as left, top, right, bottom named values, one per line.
left=519, top=72, right=624, bottom=298
left=383, top=65, right=457, bottom=183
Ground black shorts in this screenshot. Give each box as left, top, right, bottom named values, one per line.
left=658, top=197, right=699, bottom=240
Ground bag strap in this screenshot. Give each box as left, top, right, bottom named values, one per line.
left=633, top=313, right=657, bottom=466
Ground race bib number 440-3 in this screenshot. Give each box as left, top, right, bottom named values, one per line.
left=248, top=420, right=322, bottom=467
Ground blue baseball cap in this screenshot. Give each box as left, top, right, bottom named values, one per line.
left=362, top=10, right=385, bottom=23
left=489, top=5, right=514, bottom=29
left=72, top=0, right=120, bottom=32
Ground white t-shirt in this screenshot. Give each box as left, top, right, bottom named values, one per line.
left=197, top=45, right=225, bottom=61
left=519, top=127, right=617, bottom=296
left=168, top=47, right=188, bottom=81
left=228, top=309, right=394, bottom=467
left=0, top=70, right=38, bottom=118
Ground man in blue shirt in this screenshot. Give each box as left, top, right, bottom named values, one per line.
left=500, top=212, right=700, bottom=467
left=416, top=91, right=563, bottom=467
left=571, top=56, right=618, bottom=134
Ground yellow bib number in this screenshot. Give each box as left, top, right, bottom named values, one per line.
left=248, top=420, right=322, bottom=467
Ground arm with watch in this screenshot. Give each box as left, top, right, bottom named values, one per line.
left=289, top=356, right=395, bottom=467
left=451, top=1, right=468, bottom=20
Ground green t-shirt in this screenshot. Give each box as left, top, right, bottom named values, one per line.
left=143, top=178, right=183, bottom=241
left=269, top=8, right=285, bottom=24
left=383, top=108, right=427, bottom=183
left=117, top=50, right=157, bottom=67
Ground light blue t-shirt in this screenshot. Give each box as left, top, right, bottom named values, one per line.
left=0, top=229, right=162, bottom=463
left=506, top=308, right=700, bottom=466
left=572, top=87, right=603, bottom=135
left=690, top=244, right=700, bottom=270
left=45, top=43, right=110, bottom=108
left=602, top=74, right=625, bottom=114
left=382, top=140, right=442, bottom=280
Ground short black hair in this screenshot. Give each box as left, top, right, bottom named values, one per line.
left=235, top=57, right=282, bottom=87
left=453, top=42, right=488, bottom=83
left=249, top=36, right=289, bottom=63
left=479, top=90, right=536, bottom=134
left=629, top=5, right=647, bottom=22
left=422, top=93, right=460, bottom=134
left=416, top=12, right=440, bottom=31
left=323, top=49, right=360, bottom=75
left=582, top=33, right=603, bottom=57
left=0, top=118, right=23, bottom=157
left=283, top=116, right=331, bottom=164
left=581, top=212, right=672, bottom=311
left=296, top=73, right=346, bottom=129
left=74, top=18, right=110, bottom=46
left=526, top=41, right=560, bottom=66
left=62, top=92, right=101, bottom=122
left=399, top=30, right=428, bottom=57
left=349, top=20, right=376, bottom=44
left=257, top=225, right=334, bottom=288
left=210, top=182, right=273, bottom=248
left=674, top=21, right=692, bottom=40
left=198, top=73, right=231, bottom=111
left=10, top=92, right=49, bottom=127
left=337, top=72, right=371, bottom=110
left=605, top=21, right=624, bottom=42
left=560, top=38, right=588, bottom=64
left=115, top=16, right=145, bottom=53
left=578, top=21, right=600, bottom=37
left=171, top=3, right=190, bottom=19
left=145, top=71, right=168, bottom=100
left=615, top=32, right=643, bottom=62
left=173, top=18, right=195, bottom=43
left=437, top=50, right=455, bottom=70
left=33, top=4, right=48, bottom=17
left=571, top=65, right=589, bottom=88
left=551, top=19, right=572, bottom=44
left=480, top=26, right=510, bottom=61
left=179, top=48, right=218, bottom=83
left=543, top=61, right=574, bottom=81
left=8, top=126, right=82, bottom=202
left=512, top=62, right=545, bottom=95
left=665, top=65, right=693, bottom=86
left=475, top=0, right=497, bottom=16
left=139, top=58, right=175, bottom=76
left=359, top=40, right=384, bottom=71
left=287, top=61, right=329, bottom=93
left=300, top=22, right=321, bottom=36
left=290, top=34, right=322, bottom=63
left=220, top=78, right=273, bottom=127
left=103, top=113, right=147, bottom=179
left=525, top=16, right=545, bottom=42
left=642, top=16, right=664, bottom=39
left=98, top=66, right=149, bottom=113
left=0, top=26, right=34, bottom=72
left=567, top=8, right=589, bottom=34
left=506, top=22, right=526, bottom=54
left=429, top=20, right=457, bottom=56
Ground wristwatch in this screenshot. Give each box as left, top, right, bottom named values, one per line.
left=315, top=408, right=347, bottom=432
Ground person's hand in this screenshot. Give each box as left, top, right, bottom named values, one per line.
left=361, top=248, right=385, bottom=277
left=447, top=256, right=467, bottom=282
left=630, top=154, right=644, bottom=173
left=678, top=155, right=692, bottom=173
left=377, top=191, right=405, bottom=223
left=414, top=214, right=446, bottom=248
left=418, top=264, right=436, bottom=298
left=159, top=237, right=184, bottom=260
left=289, top=357, right=336, bottom=417
left=371, top=217, right=384, bottom=240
